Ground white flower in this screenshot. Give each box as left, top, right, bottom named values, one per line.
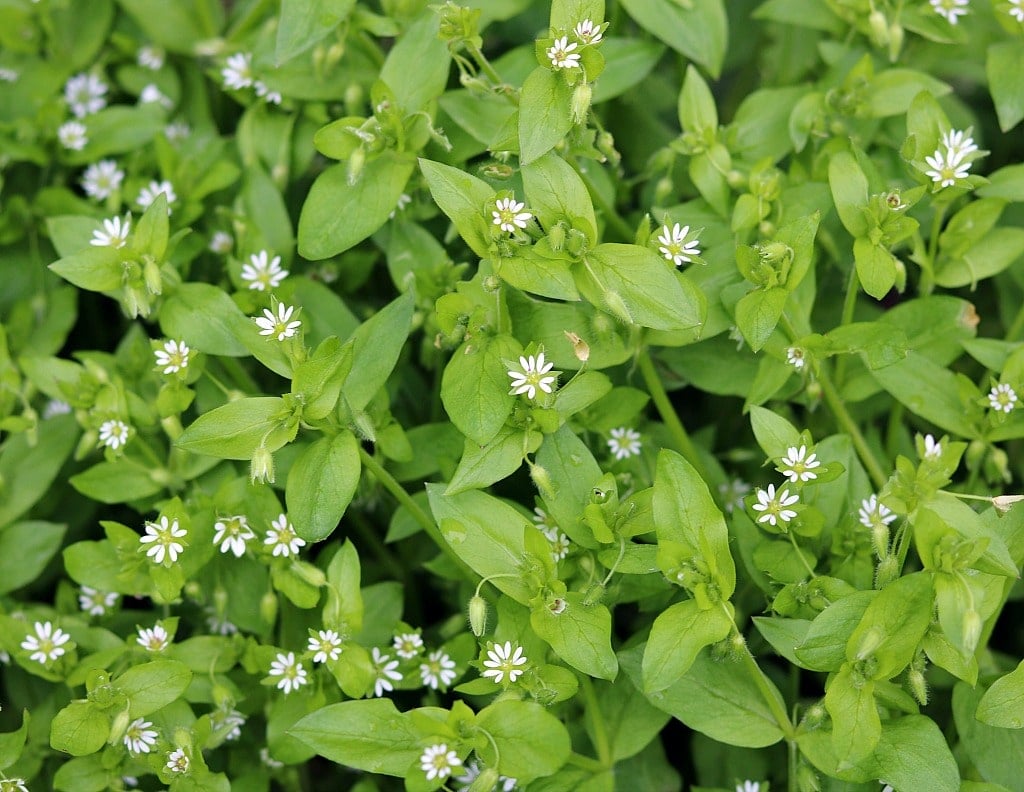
left=137, top=45, right=165, bottom=70
left=123, top=718, right=158, bottom=754
left=264, top=513, right=306, bottom=557
left=206, top=610, right=238, bottom=636
left=0, top=779, right=30, bottom=792
left=508, top=353, right=557, bottom=400
left=81, top=159, right=124, bottom=199
left=881, top=786, right=895, bottom=792
left=930, top=0, right=969, bottom=24
left=420, top=649, right=457, bottom=689
left=0, top=650, right=9, bottom=665
left=254, top=80, right=282, bottom=105
left=0, top=67, right=18, bottom=83
left=925, top=148, right=971, bottom=188
left=154, top=339, right=190, bottom=374
left=136, top=180, right=176, bottom=213
left=533, top=506, right=552, bottom=532
left=549, top=530, right=571, bottom=562
left=57, top=121, right=88, bottom=151
left=164, top=121, right=191, bottom=142
left=492, top=197, right=532, bottom=233
left=719, top=478, right=751, bottom=514
left=254, top=303, right=302, bottom=341
left=482, top=641, right=528, bottom=684
left=166, top=748, right=190, bottom=774
left=607, top=427, right=642, bottom=460
left=90, top=216, right=130, bottom=249
left=210, top=708, right=245, bottom=741
left=750, top=483, right=799, bottom=527
left=222, top=52, right=254, bottom=90
left=137, top=624, right=171, bottom=652
left=139, top=83, right=172, bottom=108
left=260, top=747, right=284, bottom=769
left=737, top=783, right=761, bottom=792
left=656, top=223, right=701, bottom=266
left=573, top=18, right=603, bottom=45
left=420, top=743, right=462, bottom=781
left=269, top=651, right=308, bottom=694
left=213, top=514, right=255, bottom=557
left=241, top=250, right=288, bottom=291
left=546, top=36, right=580, bottom=69
left=858, top=494, right=898, bottom=530
left=786, top=346, right=806, bottom=370
left=989, top=383, right=1018, bottom=413
left=942, top=128, right=978, bottom=161
left=393, top=632, right=424, bottom=659
left=78, top=586, right=118, bottom=616
left=455, top=761, right=517, bottom=792
left=64, top=72, right=108, bottom=117
left=21, top=621, right=71, bottom=664
left=389, top=192, right=412, bottom=219
left=98, top=419, right=130, bottom=450
left=139, top=515, right=187, bottom=564
left=1010, top=0, right=1024, bottom=22
left=209, top=231, right=233, bottom=254
left=779, top=445, right=821, bottom=483
left=43, top=399, right=71, bottom=419
left=371, top=647, right=403, bottom=697
left=308, top=629, right=343, bottom=663
left=923, top=434, right=942, bottom=459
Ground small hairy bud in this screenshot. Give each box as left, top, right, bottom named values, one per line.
left=868, top=10, right=889, bottom=47
left=250, top=446, right=275, bottom=484
left=530, top=464, right=555, bottom=500
left=571, top=82, right=592, bottom=125
left=908, top=667, right=928, bottom=706
left=468, top=594, right=488, bottom=636
left=875, top=554, right=900, bottom=588
left=259, top=590, right=278, bottom=627
left=962, top=609, right=982, bottom=654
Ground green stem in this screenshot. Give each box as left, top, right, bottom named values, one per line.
left=581, top=676, right=612, bottom=768
left=466, top=43, right=505, bottom=88
left=357, top=448, right=477, bottom=582
left=637, top=348, right=707, bottom=481
left=817, top=372, right=888, bottom=490
left=787, top=530, right=817, bottom=579
left=723, top=604, right=795, bottom=738
left=572, top=159, right=634, bottom=242
left=565, top=752, right=606, bottom=773
left=834, top=264, right=860, bottom=387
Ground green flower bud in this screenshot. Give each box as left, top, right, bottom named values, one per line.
left=293, top=561, right=327, bottom=588
left=468, top=769, right=501, bottom=792
left=855, top=625, right=885, bottom=660
left=875, top=554, right=900, bottom=588
left=908, top=666, right=928, bottom=706
left=887, top=22, right=904, bottom=61
left=530, top=464, right=555, bottom=500
left=868, top=10, right=889, bottom=47
left=571, top=81, right=592, bottom=125
left=250, top=446, right=275, bottom=484
left=347, top=147, right=366, bottom=186
left=962, top=608, right=982, bottom=654
left=468, top=594, right=488, bottom=636
left=143, top=255, right=162, bottom=296
left=259, top=590, right=278, bottom=626
left=547, top=223, right=566, bottom=251
left=603, top=290, right=632, bottom=324
left=871, top=523, right=890, bottom=559
left=582, top=582, right=605, bottom=606
left=653, top=176, right=674, bottom=205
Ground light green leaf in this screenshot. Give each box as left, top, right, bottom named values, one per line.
left=49, top=701, right=109, bottom=757
left=866, top=69, right=951, bottom=118
left=287, top=432, right=360, bottom=543
left=115, top=0, right=222, bottom=53
left=642, top=599, right=732, bottom=692
left=794, top=591, right=875, bottom=672
left=0, top=521, right=66, bottom=594
left=987, top=41, right=1024, bottom=132
left=446, top=428, right=534, bottom=495
left=870, top=352, right=978, bottom=438
left=678, top=64, right=718, bottom=134
left=521, top=152, right=597, bottom=244
left=0, top=414, right=78, bottom=530
left=977, top=659, right=1024, bottom=729
left=828, top=151, right=869, bottom=238
left=0, top=710, right=29, bottom=770
left=854, top=237, right=897, bottom=299
left=70, top=459, right=164, bottom=504
left=49, top=248, right=122, bottom=293
left=343, top=290, right=414, bottom=411
left=276, top=0, right=353, bottom=63
left=535, top=425, right=604, bottom=549
left=519, top=67, right=573, bottom=165
left=475, top=699, right=572, bottom=782
left=159, top=282, right=250, bottom=357
left=531, top=592, right=618, bottom=680
left=118, top=659, right=192, bottom=717
left=735, top=286, right=788, bottom=352
left=618, top=0, right=727, bottom=77
left=824, top=665, right=880, bottom=768
left=176, top=397, right=290, bottom=460
left=441, top=334, right=520, bottom=445
left=379, top=12, right=451, bottom=112
left=935, top=228, right=1024, bottom=289
left=419, top=158, right=495, bottom=259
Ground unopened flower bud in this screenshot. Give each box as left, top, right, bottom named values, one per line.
left=868, top=10, right=889, bottom=47
left=582, top=582, right=605, bottom=606
left=653, top=176, right=674, bottom=205
left=805, top=380, right=822, bottom=401
left=571, top=82, right=592, bottom=125
left=887, top=22, right=904, bottom=61
left=875, top=554, right=899, bottom=588
left=726, top=169, right=747, bottom=190
left=989, top=447, right=1011, bottom=484
left=347, top=147, right=366, bottom=185
left=109, top=707, right=131, bottom=742
left=530, top=463, right=555, bottom=500
left=758, top=220, right=776, bottom=237
left=801, top=702, right=826, bottom=730
left=468, top=769, right=501, bottom=792
left=344, top=84, right=363, bottom=115
left=468, top=594, right=488, bottom=636
left=603, top=291, right=632, bottom=324
left=565, top=228, right=587, bottom=257
left=564, top=330, right=589, bottom=362
left=143, top=256, right=162, bottom=295
left=871, top=523, right=890, bottom=559
left=596, top=131, right=619, bottom=166
left=293, top=561, right=327, bottom=588
left=908, top=666, right=928, bottom=705
left=250, top=446, right=275, bottom=484
left=855, top=625, right=885, bottom=660
left=548, top=223, right=566, bottom=251
left=962, top=608, right=982, bottom=654
left=480, top=162, right=514, bottom=179
left=259, top=590, right=278, bottom=626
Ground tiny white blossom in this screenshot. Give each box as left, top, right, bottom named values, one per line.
left=209, top=230, right=233, bottom=254
left=492, top=197, right=532, bottom=233
left=43, top=399, right=72, bottom=419
left=260, top=747, right=284, bottom=769
left=389, top=192, right=412, bottom=219
left=64, top=72, right=108, bottom=117
left=786, top=346, right=806, bottom=370
left=393, top=632, right=424, bottom=659
left=930, top=0, right=969, bottom=24
left=164, top=121, right=190, bottom=142
left=269, top=651, right=308, bottom=694
left=166, top=748, right=190, bottom=774
left=942, top=129, right=978, bottom=161
left=139, top=515, right=187, bottom=564
left=371, top=647, right=403, bottom=697
left=925, top=148, right=971, bottom=188
left=0, top=67, right=18, bottom=83
left=98, top=418, right=130, bottom=450
left=751, top=483, right=799, bottom=527
left=210, top=708, right=245, bottom=741
left=21, top=621, right=71, bottom=664
left=213, top=514, right=255, bottom=557
left=154, top=339, right=190, bottom=374
left=1009, top=0, right=1024, bottom=22
left=719, top=478, right=751, bottom=514
left=607, top=427, right=642, bottom=460
left=656, top=223, right=701, bottom=266
left=0, top=778, right=30, bottom=792
left=989, top=383, right=1018, bottom=413
left=206, top=610, right=238, bottom=636
left=254, top=303, right=302, bottom=341
left=482, top=640, right=528, bottom=684
left=923, top=434, right=942, bottom=459
left=241, top=250, right=288, bottom=291
left=137, top=45, right=165, bottom=70
left=254, top=80, right=282, bottom=105
left=858, top=494, right=898, bottom=530
left=265, top=513, right=306, bottom=557
left=737, top=782, right=761, bottom=792
left=90, top=216, right=130, bottom=248
left=420, top=743, right=462, bottom=781
left=881, top=786, right=895, bottom=792
left=137, top=624, right=171, bottom=652
left=222, top=52, right=254, bottom=90
left=57, top=120, right=88, bottom=151
left=573, top=18, right=603, bottom=45
left=123, top=718, right=158, bottom=754
left=508, top=353, right=557, bottom=400
left=779, top=445, right=821, bottom=483
left=78, top=586, right=118, bottom=616
left=81, top=159, right=124, bottom=200
left=420, top=649, right=457, bottom=689
left=308, top=629, right=343, bottom=663
left=454, top=761, right=517, bottom=792
left=0, top=650, right=10, bottom=665
left=136, top=179, right=176, bottom=213
left=533, top=506, right=552, bottom=532
left=549, top=530, right=570, bottom=562
left=547, top=36, right=580, bottom=69
left=139, top=83, right=172, bottom=108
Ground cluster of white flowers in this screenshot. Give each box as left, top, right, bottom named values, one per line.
left=656, top=223, right=701, bottom=266
left=78, top=586, right=118, bottom=616
left=0, top=67, right=18, bottom=83
left=508, top=353, right=557, bottom=399
left=139, top=83, right=172, bottom=108
left=482, top=640, right=528, bottom=684
left=254, top=303, right=302, bottom=341
left=930, top=0, right=969, bottom=24
left=265, top=513, right=306, bottom=556
left=210, top=707, right=245, bottom=741
left=21, top=621, right=71, bottom=664
left=751, top=483, right=799, bottom=527
left=137, top=45, right=165, bottom=70
left=221, top=52, right=281, bottom=104
left=137, top=623, right=171, bottom=652
left=81, top=160, right=124, bottom=199
left=209, top=230, right=233, bottom=254
left=241, top=250, right=288, bottom=291
left=925, top=128, right=978, bottom=188
left=492, top=196, right=532, bottom=233
left=1009, top=0, right=1024, bottom=22
left=858, top=494, right=898, bottom=530
left=268, top=651, right=308, bottom=694
left=988, top=383, right=1018, bottom=414
left=139, top=515, right=187, bottom=564
left=607, top=427, right=642, bottom=460
left=779, top=445, right=821, bottom=483
left=546, top=18, right=604, bottom=69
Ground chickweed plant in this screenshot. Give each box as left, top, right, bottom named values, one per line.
left=0, top=1, right=1023, bottom=791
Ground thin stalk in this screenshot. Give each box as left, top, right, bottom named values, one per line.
left=817, top=372, right=888, bottom=490
left=834, top=265, right=860, bottom=386
left=357, top=448, right=477, bottom=582
left=723, top=604, right=794, bottom=738
left=566, top=752, right=607, bottom=773
left=572, top=160, right=634, bottom=242
left=580, top=676, right=612, bottom=767
left=787, top=531, right=817, bottom=579
left=637, top=348, right=707, bottom=481
left=466, top=43, right=505, bottom=88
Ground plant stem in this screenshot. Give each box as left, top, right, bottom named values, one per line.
left=817, top=372, right=888, bottom=490
left=357, top=448, right=478, bottom=582
left=723, top=605, right=794, bottom=738
left=580, top=676, right=612, bottom=768
left=637, top=348, right=707, bottom=481
left=466, top=43, right=505, bottom=88
left=572, top=159, right=635, bottom=242
left=566, top=752, right=607, bottom=773
left=834, top=264, right=860, bottom=386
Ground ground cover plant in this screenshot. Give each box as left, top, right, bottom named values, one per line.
left=1, top=0, right=1024, bottom=790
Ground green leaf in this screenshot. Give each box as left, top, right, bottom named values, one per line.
left=419, top=158, right=495, bottom=259
left=954, top=681, right=1024, bottom=790
left=342, top=291, right=414, bottom=412
left=0, top=521, right=66, bottom=594
left=824, top=665, right=880, bottom=769
left=117, top=660, right=192, bottom=717
left=49, top=248, right=122, bottom=293
left=519, top=67, right=574, bottom=165
left=176, top=397, right=290, bottom=460
left=618, top=0, right=727, bottom=77
left=828, top=150, right=869, bottom=238
left=65, top=106, right=165, bottom=164
left=297, top=153, right=415, bottom=260
left=866, top=69, right=951, bottom=118
left=846, top=572, right=933, bottom=679
left=870, top=352, right=978, bottom=438
left=977, top=659, right=1024, bottom=729
left=276, top=0, right=353, bottom=63
left=446, top=428, right=534, bottom=495
left=935, top=228, right=1024, bottom=289
left=987, top=41, right=1024, bottom=132
left=441, top=334, right=520, bottom=445
left=243, top=165, right=295, bottom=259
left=535, top=425, right=604, bottom=549
left=979, top=164, right=1024, bottom=202
left=869, top=716, right=959, bottom=792
left=752, top=616, right=811, bottom=667
left=70, top=458, right=164, bottom=504
left=159, top=282, right=250, bottom=357
left=735, top=286, right=788, bottom=352
left=794, top=591, right=875, bottom=672
left=521, top=152, right=597, bottom=244
left=0, top=710, right=29, bottom=770
left=325, top=539, right=363, bottom=634
left=591, top=39, right=665, bottom=103
left=49, top=701, right=109, bottom=757
left=287, top=432, right=361, bottom=543
left=854, top=237, right=897, bottom=299
left=115, top=0, right=222, bottom=53
left=379, top=12, right=451, bottom=112
left=642, top=599, right=732, bottom=692
left=0, top=414, right=78, bottom=529
left=531, top=592, right=618, bottom=680
left=748, top=405, right=801, bottom=461
left=475, top=699, right=572, bottom=782
left=678, top=64, right=718, bottom=134
left=289, top=699, right=420, bottom=777
left=291, top=337, right=353, bottom=421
